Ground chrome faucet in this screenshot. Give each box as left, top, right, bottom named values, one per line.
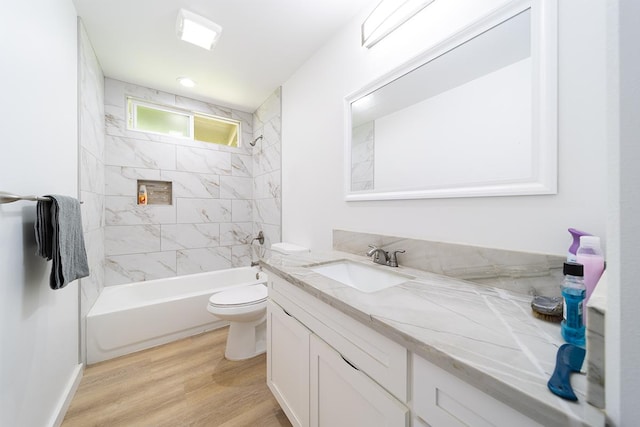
left=367, top=245, right=405, bottom=267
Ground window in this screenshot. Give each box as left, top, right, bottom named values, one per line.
left=134, top=103, right=191, bottom=137
left=127, top=97, right=241, bottom=147
left=194, top=114, right=238, bottom=146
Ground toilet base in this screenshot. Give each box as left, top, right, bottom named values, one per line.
left=224, top=316, right=267, bottom=361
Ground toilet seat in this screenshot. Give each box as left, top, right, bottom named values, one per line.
left=208, top=284, right=267, bottom=308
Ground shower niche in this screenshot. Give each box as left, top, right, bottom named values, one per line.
left=137, top=180, right=172, bottom=205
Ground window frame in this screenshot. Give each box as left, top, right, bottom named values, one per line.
left=126, top=97, right=242, bottom=147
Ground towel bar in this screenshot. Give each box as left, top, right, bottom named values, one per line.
left=0, top=192, right=52, bottom=204
left=0, top=191, right=83, bottom=205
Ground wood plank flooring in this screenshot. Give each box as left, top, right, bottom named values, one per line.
left=62, top=327, right=291, bottom=427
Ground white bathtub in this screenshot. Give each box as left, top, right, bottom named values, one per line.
left=87, top=267, right=267, bottom=364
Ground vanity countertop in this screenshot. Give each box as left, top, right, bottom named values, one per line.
left=262, top=250, right=605, bottom=427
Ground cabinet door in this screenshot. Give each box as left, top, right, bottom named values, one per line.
left=310, top=335, right=408, bottom=427
left=270, top=275, right=408, bottom=402
left=267, top=300, right=311, bottom=427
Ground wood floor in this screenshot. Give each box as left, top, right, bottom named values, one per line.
left=62, top=327, right=291, bottom=427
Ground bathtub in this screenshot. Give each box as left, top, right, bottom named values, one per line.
left=86, top=267, right=267, bottom=364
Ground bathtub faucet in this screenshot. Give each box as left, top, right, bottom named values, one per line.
left=252, top=231, right=264, bottom=245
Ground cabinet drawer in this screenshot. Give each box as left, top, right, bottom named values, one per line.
left=412, top=354, right=542, bottom=427
left=269, top=274, right=408, bottom=402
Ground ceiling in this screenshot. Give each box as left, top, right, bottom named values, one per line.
left=73, top=0, right=376, bottom=112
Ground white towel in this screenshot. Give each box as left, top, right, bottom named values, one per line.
left=35, top=195, right=89, bottom=289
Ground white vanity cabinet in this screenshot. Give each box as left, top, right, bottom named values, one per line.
left=267, top=274, right=409, bottom=427
left=266, top=300, right=310, bottom=427
left=412, top=354, right=542, bottom=427
left=267, top=273, right=550, bottom=427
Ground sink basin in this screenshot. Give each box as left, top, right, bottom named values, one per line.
left=309, top=260, right=413, bottom=293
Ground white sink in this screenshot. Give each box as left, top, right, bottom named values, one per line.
left=309, top=260, right=413, bottom=293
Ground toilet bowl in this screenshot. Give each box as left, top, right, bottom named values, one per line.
left=207, top=284, right=268, bottom=361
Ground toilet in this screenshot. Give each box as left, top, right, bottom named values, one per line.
left=207, top=283, right=268, bottom=361
left=207, top=242, right=309, bottom=360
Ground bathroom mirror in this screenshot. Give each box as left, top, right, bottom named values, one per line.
left=345, top=0, right=557, bottom=200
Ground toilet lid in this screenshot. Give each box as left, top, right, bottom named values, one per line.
left=208, top=284, right=268, bottom=307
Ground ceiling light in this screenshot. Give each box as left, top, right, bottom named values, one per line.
left=177, top=77, right=196, bottom=88
left=176, top=9, right=222, bottom=50
left=362, top=0, right=435, bottom=48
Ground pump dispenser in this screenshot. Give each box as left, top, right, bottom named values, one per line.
left=567, top=228, right=591, bottom=262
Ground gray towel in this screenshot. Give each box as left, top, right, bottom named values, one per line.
left=35, top=195, right=90, bottom=289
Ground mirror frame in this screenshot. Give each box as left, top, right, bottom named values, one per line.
left=344, top=0, right=557, bottom=201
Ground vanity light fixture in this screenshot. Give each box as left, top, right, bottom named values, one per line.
left=177, top=77, right=196, bottom=88
left=362, top=0, right=436, bottom=48
left=176, top=8, right=222, bottom=50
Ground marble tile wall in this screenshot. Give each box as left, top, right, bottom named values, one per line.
left=104, top=79, right=260, bottom=285
left=333, top=229, right=566, bottom=296
left=252, top=88, right=282, bottom=258
left=351, top=122, right=374, bottom=191
left=78, top=21, right=105, bottom=362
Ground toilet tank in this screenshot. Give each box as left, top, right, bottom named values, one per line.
left=270, top=242, right=310, bottom=255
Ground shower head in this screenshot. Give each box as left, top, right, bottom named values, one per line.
left=250, top=135, right=263, bottom=147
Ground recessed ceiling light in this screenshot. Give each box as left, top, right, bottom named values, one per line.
left=176, top=9, right=222, bottom=50
left=177, top=77, right=196, bottom=88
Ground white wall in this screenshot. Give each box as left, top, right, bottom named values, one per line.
left=606, top=0, right=640, bottom=424
left=282, top=0, right=607, bottom=256
left=0, top=0, right=81, bottom=426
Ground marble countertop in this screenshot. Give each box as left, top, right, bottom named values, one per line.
left=261, top=250, right=605, bottom=427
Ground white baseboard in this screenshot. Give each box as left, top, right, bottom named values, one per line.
left=50, top=363, right=83, bottom=427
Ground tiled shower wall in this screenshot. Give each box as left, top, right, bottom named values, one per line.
left=252, top=88, right=282, bottom=251
left=103, top=79, right=281, bottom=286
left=78, top=20, right=105, bottom=359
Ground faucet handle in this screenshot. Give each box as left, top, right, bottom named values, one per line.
left=366, top=244, right=379, bottom=256
left=367, top=245, right=389, bottom=264
left=388, top=250, right=405, bottom=267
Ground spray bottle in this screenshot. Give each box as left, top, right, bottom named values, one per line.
left=567, top=228, right=590, bottom=262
